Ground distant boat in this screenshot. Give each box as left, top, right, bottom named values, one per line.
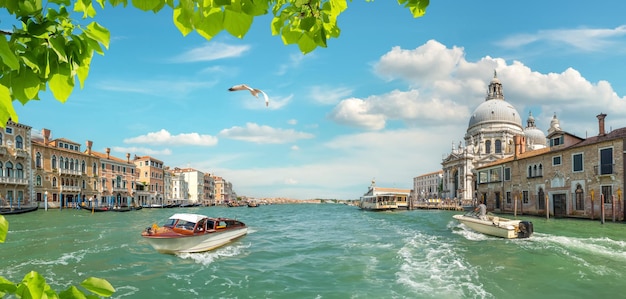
left=247, top=201, right=259, bottom=208
left=141, top=213, right=248, bottom=254
left=453, top=212, right=533, bottom=239
left=0, top=205, right=38, bottom=215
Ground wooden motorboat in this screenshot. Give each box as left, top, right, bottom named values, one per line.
left=141, top=213, right=248, bottom=254
left=453, top=212, right=533, bottom=239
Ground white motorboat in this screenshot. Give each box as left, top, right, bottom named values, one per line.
left=453, top=212, right=533, bottom=239
left=141, top=213, right=248, bottom=254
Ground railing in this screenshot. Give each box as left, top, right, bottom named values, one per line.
left=60, top=185, right=81, bottom=192
left=594, top=164, right=616, bottom=176
left=13, top=149, right=29, bottom=159
left=0, top=177, right=29, bottom=185
left=58, top=168, right=83, bottom=176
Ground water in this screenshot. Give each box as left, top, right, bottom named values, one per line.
left=1, top=204, right=624, bottom=298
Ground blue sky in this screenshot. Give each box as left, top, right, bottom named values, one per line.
left=8, top=1, right=626, bottom=200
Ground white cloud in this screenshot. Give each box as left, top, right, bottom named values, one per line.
left=111, top=146, right=172, bottom=156
left=309, top=85, right=353, bottom=105
left=496, top=25, right=626, bottom=52
left=96, top=78, right=216, bottom=98
left=219, top=123, right=315, bottom=144
left=123, top=129, right=218, bottom=146
left=170, top=42, right=250, bottom=62
left=287, top=119, right=298, bottom=125
left=291, top=145, right=300, bottom=151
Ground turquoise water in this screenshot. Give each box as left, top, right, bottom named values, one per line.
left=1, top=204, right=625, bottom=298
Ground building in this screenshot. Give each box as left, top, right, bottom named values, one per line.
left=413, top=170, right=443, bottom=202
left=31, top=128, right=100, bottom=208
left=476, top=113, right=625, bottom=220
left=203, top=173, right=215, bottom=206
left=133, top=155, right=165, bottom=206
left=90, top=148, right=137, bottom=207
left=0, top=120, right=32, bottom=207
left=441, top=72, right=546, bottom=202
left=172, top=167, right=204, bottom=204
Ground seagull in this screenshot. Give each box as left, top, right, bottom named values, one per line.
left=228, top=84, right=269, bottom=107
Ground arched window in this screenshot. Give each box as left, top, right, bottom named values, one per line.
left=533, top=165, right=537, bottom=177
left=5, top=161, right=13, bottom=177
left=537, top=187, right=545, bottom=209
left=81, top=160, right=86, bottom=173
left=495, top=139, right=502, bottom=153
left=82, top=180, right=86, bottom=189
left=36, top=175, right=42, bottom=186
left=69, top=158, right=74, bottom=170
left=52, top=177, right=57, bottom=187
left=92, top=162, right=97, bottom=176
left=538, top=164, right=543, bottom=176
left=575, top=184, right=584, bottom=210
left=15, top=135, right=23, bottom=149
left=485, top=140, right=491, bottom=154
left=64, top=157, right=69, bottom=169
left=36, top=152, right=42, bottom=168
left=0, top=162, right=3, bottom=177
left=16, top=163, right=23, bottom=179
left=51, top=155, right=57, bottom=169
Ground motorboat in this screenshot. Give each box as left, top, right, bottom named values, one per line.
left=141, top=213, right=248, bottom=254
left=453, top=212, right=533, bottom=239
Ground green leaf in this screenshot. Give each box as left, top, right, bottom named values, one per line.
left=223, top=9, right=253, bottom=38
left=80, top=277, right=115, bottom=297
left=0, top=37, right=20, bottom=70
left=16, top=271, right=46, bottom=299
left=173, top=6, right=193, bottom=36
left=194, top=9, right=224, bottom=40
left=84, top=22, right=110, bottom=50
left=12, top=68, right=41, bottom=103
left=49, top=67, right=74, bottom=102
left=0, top=275, right=17, bottom=297
left=0, top=214, right=8, bottom=243
left=0, top=84, right=19, bottom=127
left=297, top=32, right=318, bottom=54
left=131, top=0, right=162, bottom=11
left=59, top=285, right=87, bottom=299
left=49, top=35, right=69, bottom=63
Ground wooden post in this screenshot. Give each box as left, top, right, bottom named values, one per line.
left=546, top=195, right=550, bottom=219
left=590, top=190, right=595, bottom=220
left=601, top=193, right=605, bottom=224
left=514, top=195, right=518, bottom=217
left=612, top=195, right=616, bottom=222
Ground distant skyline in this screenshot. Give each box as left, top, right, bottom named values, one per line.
left=6, top=1, right=626, bottom=199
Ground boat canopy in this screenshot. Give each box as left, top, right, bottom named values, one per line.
left=169, top=213, right=207, bottom=224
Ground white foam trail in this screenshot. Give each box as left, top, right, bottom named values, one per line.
left=177, top=242, right=251, bottom=266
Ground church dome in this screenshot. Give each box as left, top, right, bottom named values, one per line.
left=467, top=99, right=522, bottom=130
left=523, top=111, right=546, bottom=147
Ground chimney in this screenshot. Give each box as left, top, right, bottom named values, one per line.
left=86, top=140, right=93, bottom=155
left=106, top=147, right=110, bottom=159
left=42, top=128, right=50, bottom=145
left=597, top=113, right=607, bottom=136
left=126, top=153, right=130, bottom=163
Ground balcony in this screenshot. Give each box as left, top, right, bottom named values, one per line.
left=0, top=177, right=29, bottom=185
left=594, top=164, right=617, bottom=176
left=60, top=185, right=81, bottom=192
left=13, top=149, right=29, bottom=159
left=112, top=187, right=128, bottom=193
left=58, top=168, right=82, bottom=176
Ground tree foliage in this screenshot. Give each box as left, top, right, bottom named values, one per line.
left=0, top=0, right=428, bottom=127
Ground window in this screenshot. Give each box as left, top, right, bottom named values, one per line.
left=15, top=135, right=23, bottom=149
left=528, top=166, right=532, bottom=178
left=575, top=184, right=584, bottom=210
left=52, top=155, right=57, bottom=169
left=506, top=191, right=511, bottom=204
left=479, top=171, right=487, bottom=183
left=572, top=153, right=583, bottom=172
left=537, top=188, right=545, bottom=209
left=504, top=167, right=511, bottom=181
left=36, top=152, right=42, bottom=168
left=550, top=135, right=563, bottom=146
left=485, top=140, right=491, bottom=154
left=36, top=175, right=42, bottom=186
left=602, top=185, right=612, bottom=204
left=600, top=148, right=613, bottom=175
left=5, top=162, right=13, bottom=177
left=81, top=161, right=86, bottom=173
left=93, top=162, right=98, bottom=175
left=5, top=127, right=12, bottom=134
left=495, top=140, right=502, bottom=153
left=16, top=163, right=23, bottom=179
left=52, top=177, right=57, bottom=187
left=0, top=133, right=2, bottom=145
left=0, top=162, right=3, bottom=176
left=553, top=156, right=561, bottom=166
left=489, top=168, right=501, bottom=182
left=522, top=191, right=529, bottom=204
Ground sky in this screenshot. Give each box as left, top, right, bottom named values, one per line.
left=7, top=1, right=626, bottom=200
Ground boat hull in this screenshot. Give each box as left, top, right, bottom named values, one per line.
left=143, top=227, right=248, bottom=254
left=453, top=214, right=533, bottom=239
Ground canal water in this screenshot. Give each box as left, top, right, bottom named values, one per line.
left=1, top=204, right=624, bottom=298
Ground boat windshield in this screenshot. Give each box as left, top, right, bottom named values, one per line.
left=175, top=220, right=196, bottom=231
left=163, top=218, right=177, bottom=228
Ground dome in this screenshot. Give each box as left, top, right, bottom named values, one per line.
left=524, top=127, right=547, bottom=147
left=467, top=99, right=523, bottom=131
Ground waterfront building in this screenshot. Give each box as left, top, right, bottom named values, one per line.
left=172, top=167, right=204, bottom=204
left=133, top=155, right=165, bottom=206
left=412, top=170, right=443, bottom=202
left=31, top=129, right=100, bottom=208
left=0, top=120, right=32, bottom=207
left=203, top=173, right=215, bottom=206
left=476, top=113, right=625, bottom=220
left=360, top=179, right=411, bottom=210
left=441, top=73, right=546, bottom=203
left=89, top=148, right=137, bottom=207
left=163, top=167, right=173, bottom=202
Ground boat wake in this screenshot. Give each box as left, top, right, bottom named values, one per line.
left=177, top=242, right=251, bottom=266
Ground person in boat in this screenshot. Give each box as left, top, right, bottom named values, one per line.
left=475, top=202, right=487, bottom=220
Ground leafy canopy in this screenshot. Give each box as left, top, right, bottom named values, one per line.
left=0, top=0, right=428, bottom=126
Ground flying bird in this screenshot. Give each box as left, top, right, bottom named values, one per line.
left=228, top=84, right=269, bottom=107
